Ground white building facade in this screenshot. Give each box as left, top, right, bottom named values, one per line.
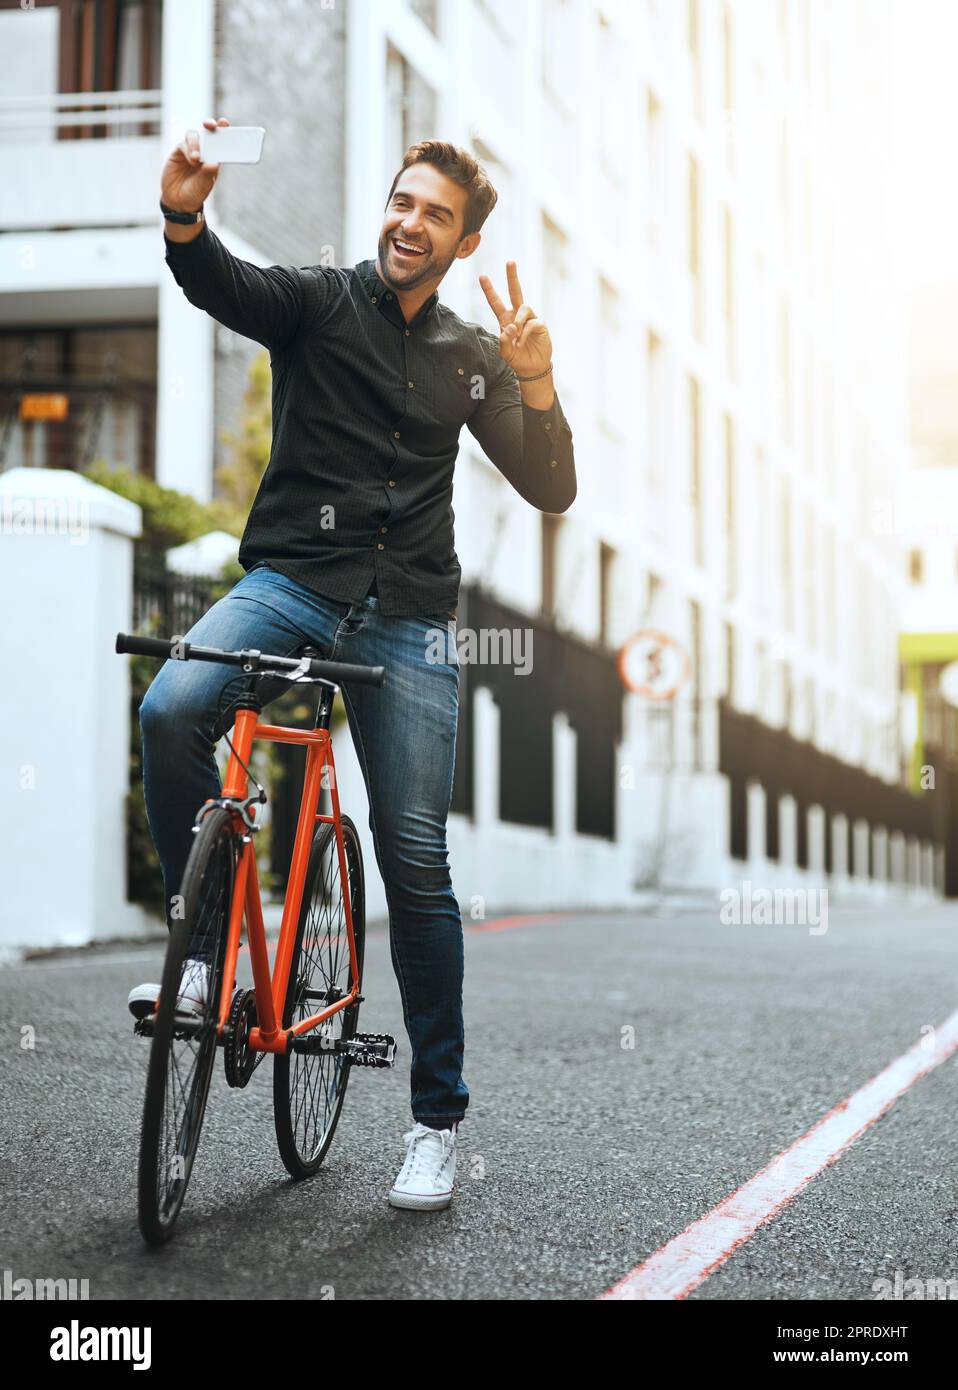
left=0, top=0, right=937, bottom=950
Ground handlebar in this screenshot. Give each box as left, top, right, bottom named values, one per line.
left=115, top=632, right=386, bottom=689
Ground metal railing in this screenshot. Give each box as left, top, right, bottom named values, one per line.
left=132, top=551, right=218, bottom=641
left=0, top=89, right=162, bottom=139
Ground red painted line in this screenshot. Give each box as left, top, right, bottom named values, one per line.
left=599, top=1008, right=958, bottom=1300
left=466, top=913, right=565, bottom=934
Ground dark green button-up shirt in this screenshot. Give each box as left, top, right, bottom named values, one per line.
left=164, top=221, right=576, bottom=617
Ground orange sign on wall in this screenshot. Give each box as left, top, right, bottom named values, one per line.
left=20, top=394, right=69, bottom=422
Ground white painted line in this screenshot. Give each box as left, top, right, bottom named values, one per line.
left=600, top=1009, right=958, bottom=1300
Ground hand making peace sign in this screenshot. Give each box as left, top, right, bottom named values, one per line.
left=479, top=262, right=553, bottom=379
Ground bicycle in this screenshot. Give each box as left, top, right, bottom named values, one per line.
left=115, top=631, right=395, bottom=1246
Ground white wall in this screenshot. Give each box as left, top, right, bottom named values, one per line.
left=0, top=469, right=156, bottom=953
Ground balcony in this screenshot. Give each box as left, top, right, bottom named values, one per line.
left=0, top=90, right=162, bottom=231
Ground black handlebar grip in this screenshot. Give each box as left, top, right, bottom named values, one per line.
left=115, top=633, right=186, bottom=660
left=309, top=657, right=386, bottom=688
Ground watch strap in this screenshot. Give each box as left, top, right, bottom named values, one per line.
left=160, top=199, right=204, bottom=225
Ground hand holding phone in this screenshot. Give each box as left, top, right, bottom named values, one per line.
left=160, top=117, right=263, bottom=217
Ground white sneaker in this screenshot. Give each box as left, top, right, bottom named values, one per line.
left=388, top=1122, right=458, bottom=1210
left=127, top=958, right=210, bottom=1021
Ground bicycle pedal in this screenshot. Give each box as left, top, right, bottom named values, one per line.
left=133, top=1010, right=205, bottom=1041
left=343, top=1032, right=397, bottom=1068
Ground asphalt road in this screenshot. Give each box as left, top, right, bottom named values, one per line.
left=1, top=899, right=956, bottom=1301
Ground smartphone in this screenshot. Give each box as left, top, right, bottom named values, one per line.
left=198, top=125, right=266, bottom=164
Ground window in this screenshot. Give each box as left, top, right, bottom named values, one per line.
left=542, top=214, right=572, bottom=393
left=646, top=331, right=666, bottom=514
left=826, top=529, right=837, bottom=660
left=779, top=0, right=790, bottom=77
left=0, top=0, right=163, bottom=140
left=691, top=599, right=703, bottom=764
left=724, top=414, right=736, bottom=598
left=645, top=571, right=662, bottom=624
left=780, top=476, right=793, bottom=630
left=385, top=44, right=437, bottom=179
left=691, top=599, right=702, bottom=692
left=724, top=207, right=736, bottom=377
left=0, top=324, right=157, bottom=476
left=688, top=375, right=703, bottom=566
left=469, top=137, right=513, bottom=323
left=756, top=448, right=770, bottom=617
left=824, top=370, right=836, bottom=498
left=688, top=156, right=700, bottom=275
left=688, top=156, right=702, bottom=336
left=779, top=114, right=789, bottom=262
left=599, top=278, right=624, bottom=437
left=647, top=90, right=665, bottom=256
left=722, top=4, right=734, bottom=172
left=687, top=0, right=703, bottom=120
left=804, top=501, right=817, bottom=649
left=780, top=296, right=792, bottom=445
left=598, top=13, right=627, bottom=199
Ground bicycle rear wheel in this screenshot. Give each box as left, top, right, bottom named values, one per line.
left=138, top=807, right=237, bottom=1245
left=273, top=814, right=365, bottom=1178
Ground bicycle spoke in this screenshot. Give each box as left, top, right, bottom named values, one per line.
left=275, top=818, right=364, bottom=1176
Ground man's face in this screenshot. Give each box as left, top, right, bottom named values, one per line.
left=377, top=163, right=478, bottom=290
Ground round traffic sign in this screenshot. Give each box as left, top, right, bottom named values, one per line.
left=617, top=629, right=691, bottom=701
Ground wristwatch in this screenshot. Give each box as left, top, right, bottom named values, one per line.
left=160, top=199, right=204, bottom=224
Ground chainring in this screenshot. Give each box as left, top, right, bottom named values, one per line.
left=223, top=987, right=264, bottom=1088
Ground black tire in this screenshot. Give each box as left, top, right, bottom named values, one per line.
left=138, top=807, right=237, bottom=1246
left=273, top=814, right=365, bottom=1178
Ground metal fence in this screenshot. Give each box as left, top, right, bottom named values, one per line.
left=132, top=550, right=219, bottom=639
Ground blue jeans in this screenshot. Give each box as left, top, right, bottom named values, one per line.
left=138, top=561, right=468, bottom=1128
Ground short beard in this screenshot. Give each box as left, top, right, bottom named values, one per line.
left=378, top=231, right=457, bottom=289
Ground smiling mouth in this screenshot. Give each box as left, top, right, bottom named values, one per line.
left=392, top=237, right=429, bottom=260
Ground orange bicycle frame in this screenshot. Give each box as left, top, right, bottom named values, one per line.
left=207, top=702, right=360, bottom=1056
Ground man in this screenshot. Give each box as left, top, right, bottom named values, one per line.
left=128, top=116, right=576, bottom=1210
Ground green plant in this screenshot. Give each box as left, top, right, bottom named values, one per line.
left=211, top=350, right=273, bottom=536
left=84, top=459, right=222, bottom=552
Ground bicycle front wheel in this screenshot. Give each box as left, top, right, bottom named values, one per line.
left=138, top=806, right=237, bottom=1246
left=273, top=814, right=366, bottom=1179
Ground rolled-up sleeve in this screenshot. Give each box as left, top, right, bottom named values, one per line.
left=163, top=220, right=314, bottom=355
left=466, top=336, right=576, bottom=513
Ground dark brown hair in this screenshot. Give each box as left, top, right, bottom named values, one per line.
left=386, top=141, right=498, bottom=240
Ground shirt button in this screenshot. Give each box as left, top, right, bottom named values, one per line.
left=371, top=295, right=378, bottom=304
left=388, top=479, right=396, bottom=487
left=377, top=542, right=385, bottom=550
left=549, top=459, right=559, bottom=468
left=408, top=380, right=415, bottom=388
left=545, top=422, right=551, bottom=430
left=457, top=367, right=464, bottom=375
left=404, top=329, right=411, bottom=337
left=386, top=292, right=392, bottom=299
left=394, top=430, right=401, bottom=439
left=379, top=526, right=388, bottom=534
